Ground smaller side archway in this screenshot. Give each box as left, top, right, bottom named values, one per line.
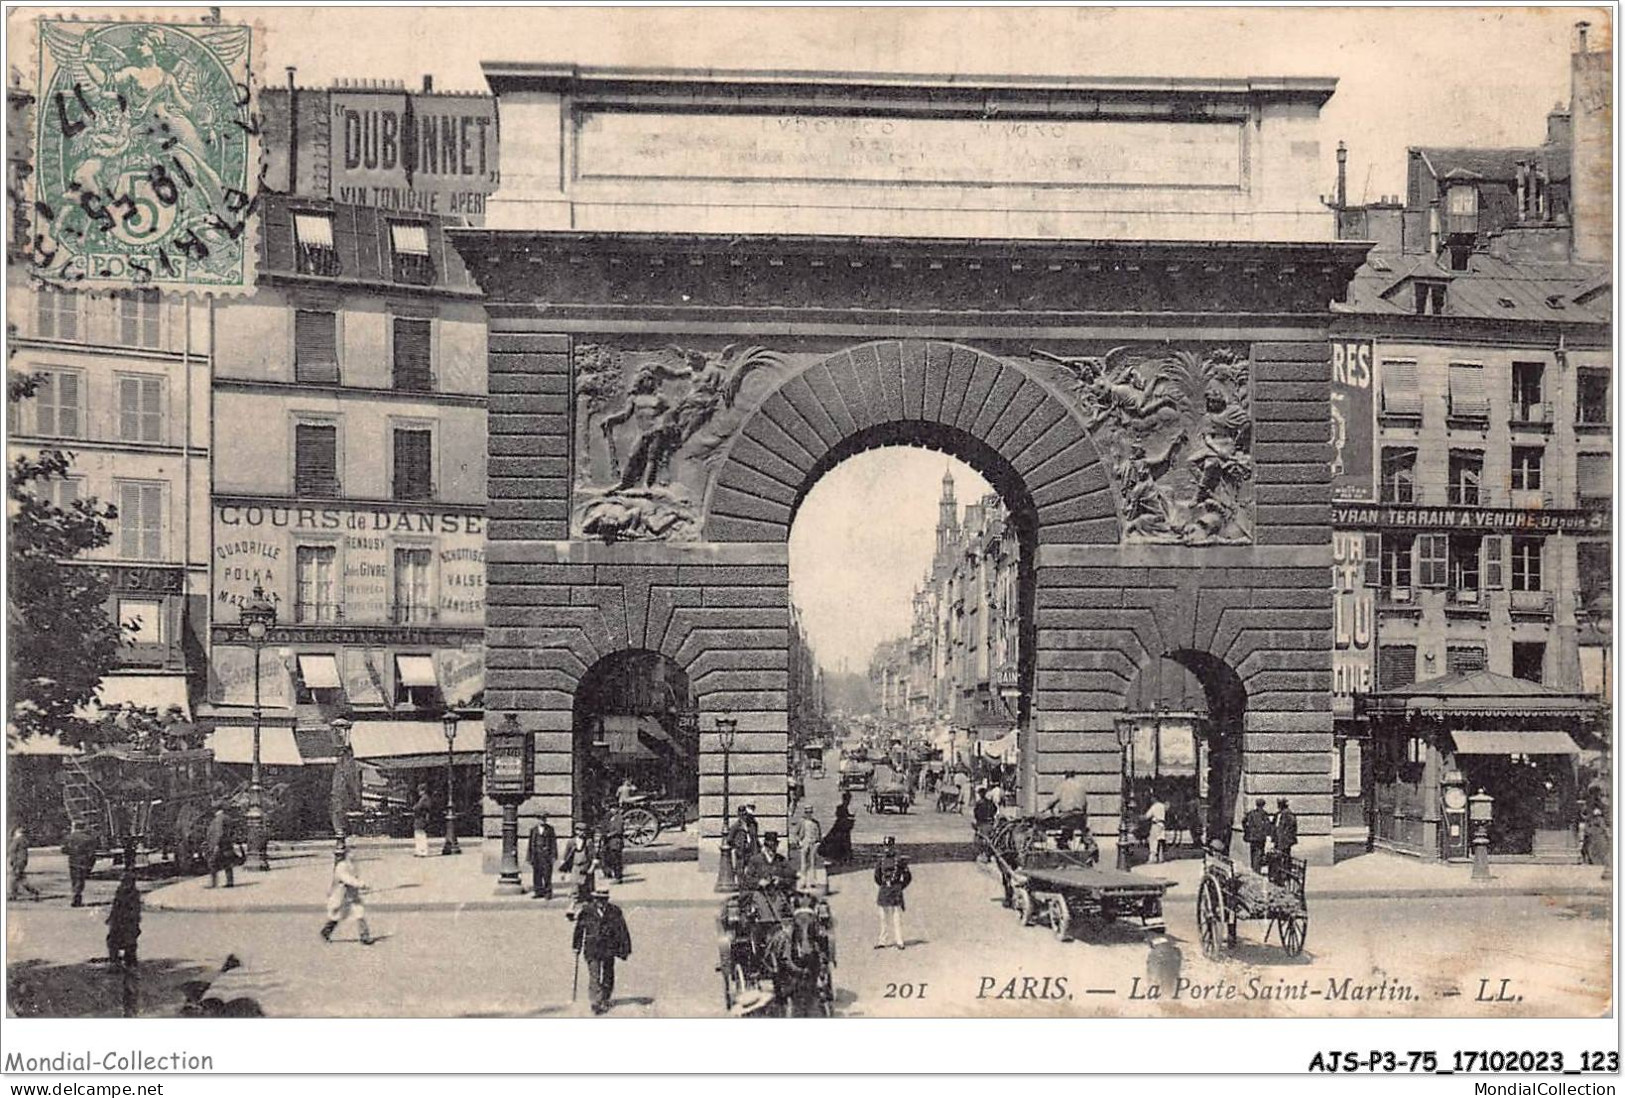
left=571, top=649, right=699, bottom=845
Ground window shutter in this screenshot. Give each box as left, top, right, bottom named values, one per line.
left=119, top=376, right=140, bottom=440
left=295, top=424, right=338, bottom=496
left=1578, top=453, right=1612, bottom=499
left=1447, top=646, right=1486, bottom=674
left=55, top=371, right=80, bottom=436
left=1381, top=361, right=1421, bottom=415
left=1379, top=646, right=1417, bottom=690
left=36, top=289, right=53, bottom=339
left=294, top=311, right=339, bottom=383
left=140, top=484, right=162, bottom=559
left=393, top=429, right=432, bottom=500
left=1363, top=533, right=1381, bottom=586
left=141, top=376, right=162, bottom=442
left=1448, top=363, right=1489, bottom=418
left=1483, top=536, right=1504, bottom=589
left=393, top=318, right=432, bottom=390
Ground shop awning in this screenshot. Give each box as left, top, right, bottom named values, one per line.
left=395, top=655, right=438, bottom=688
left=1367, top=670, right=1600, bottom=718
left=208, top=726, right=304, bottom=766
left=349, top=720, right=485, bottom=767
left=297, top=655, right=342, bottom=690
left=1450, top=730, right=1581, bottom=756
left=85, top=674, right=192, bottom=719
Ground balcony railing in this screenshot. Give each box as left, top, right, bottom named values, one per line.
left=1446, top=485, right=1482, bottom=506
left=294, top=603, right=341, bottom=624
left=295, top=244, right=342, bottom=277
left=295, top=475, right=341, bottom=499
left=1510, top=402, right=1553, bottom=428
left=391, top=252, right=436, bottom=286
left=390, top=605, right=438, bottom=625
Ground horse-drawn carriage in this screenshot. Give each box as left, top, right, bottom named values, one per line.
left=986, top=816, right=1170, bottom=941
left=868, top=787, right=911, bottom=814
left=717, top=882, right=837, bottom=1016
left=837, top=758, right=873, bottom=793
left=1196, top=850, right=1308, bottom=959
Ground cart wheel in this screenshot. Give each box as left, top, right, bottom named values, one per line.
left=1196, top=876, right=1226, bottom=961
left=1049, top=897, right=1072, bottom=942
left=1280, top=912, right=1307, bottom=957
left=1015, top=888, right=1035, bottom=927
left=623, top=809, right=660, bottom=847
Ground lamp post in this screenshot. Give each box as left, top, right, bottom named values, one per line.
left=441, top=710, right=462, bottom=855
left=713, top=715, right=739, bottom=893
left=239, top=585, right=277, bottom=871
left=1115, top=718, right=1136, bottom=871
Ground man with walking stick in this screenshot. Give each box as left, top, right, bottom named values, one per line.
left=571, top=886, right=632, bottom=1015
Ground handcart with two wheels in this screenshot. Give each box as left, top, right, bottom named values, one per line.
left=1195, top=850, right=1308, bottom=959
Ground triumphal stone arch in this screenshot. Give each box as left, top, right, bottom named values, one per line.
left=450, top=64, right=1370, bottom=866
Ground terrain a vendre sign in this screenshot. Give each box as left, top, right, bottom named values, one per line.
left=331, top=91, right=498, bottom=219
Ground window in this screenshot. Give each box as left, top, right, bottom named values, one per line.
left=1381, top=534, right=1414, bottom=593
left=116, top=481, right=163, bottom=560
left=1447, top=363, right=1488, bottom=420
left=1512, top=642, right=1545, bottom=684
left=1577, top=369, right=1610, bottom=425
left=292, top=212, right=340, bottom=276
left=294, top=423, right=340, bottom=498
left=392, top=428, right=433, bottom=501
left=1414, top=282, right=1448, bottom=316
left=1380, top=360, right=1422, bottom=417
left=295, top=545, right=338, bottom=623
left=1578, top=541, right=1611, bottom=618
left=1379, top=645, right=1417, bottom=690
left=29, top=369, right=83, bottom=437
left=1447, top=185, right=1478, bottom=217
left=1511, top=538, right=1542, bottom=591
left=1509, top=446, right=1543, bottom=492
left=1578, top=452, right=1612, bottom=505
left=42, top=475, right=83, bottom=511
left=393, top=547, right=434, bottom=623
left=1380, top=448, right=1418, bottom=503
left=294, top=310, right=339, bottom=383
left=117, top=374, right=164, bottom=443
left=1448, top=534, right=1480, bottom=594
left=388, top=221, right=434, bottom=285
left=118, top=289, right=163, bottom=349
left=1483, top=535, right=1504, bottom=589
left=36, top=286, right=79, bottom=341
left=392, top=318, right=432, bottom=392
left=1446, top=646, right=1487, bottom=674
left=1448, top=450, right=1483, bottom=506
left=1511, top=362, right=1545, bottom=421
left=119, top=598, right=164, bottom=646
left=1417, top=534, right=1449, bottom=588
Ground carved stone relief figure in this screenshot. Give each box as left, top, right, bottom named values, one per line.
left=572, top=344, right=786, bottom=541
left=1033, top=346, right=1255, bottom=545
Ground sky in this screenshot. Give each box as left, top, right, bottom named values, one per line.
left=224, top=4, right=1605, bottom=198
left=790, top=450, right=991, bottom=674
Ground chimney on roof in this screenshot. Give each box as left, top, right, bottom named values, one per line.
left=1577, top=20, right=1590, bottom=52
left=422, top=74, right=433, bottom=93
left=1335, top=140, right=1348, bottom=210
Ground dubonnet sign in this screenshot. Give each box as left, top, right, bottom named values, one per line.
left=330, top=91, right=498, bottom=219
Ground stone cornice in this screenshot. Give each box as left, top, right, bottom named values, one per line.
left=481, top=62, right=1339, bottom=114
left=450, top=231, right=1372, bottom=318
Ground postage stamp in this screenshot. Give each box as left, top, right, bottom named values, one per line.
left=25, top=16, right=261, bottom=293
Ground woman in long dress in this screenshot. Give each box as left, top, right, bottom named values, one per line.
left=819, top=791, right=856, bottom=864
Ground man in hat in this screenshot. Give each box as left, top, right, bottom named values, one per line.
left=873, top=836, right=912, bottom=950
left=599, top=803, right=626, bottom=883
left=1242, top=798, right=1273, bottom=873
left=794, top=805, right=823, bottom=890
left=61, top=819, right=99, bottom=907
left=205, top=805, right=235, bottom=889
left=321, top=843, right=373, bottom=946
left=724, top=804, right=757, bottom=881
left=526, top=812, right=558, bottom=899
left=1273, top=798, right=1299, bottom=870
left=571, top=886, right=632, bottom=1015
left=9, top=825, right=42, bottom=901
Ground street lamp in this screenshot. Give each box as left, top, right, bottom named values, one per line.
left=713, top=714, right=739, bottom=893
left=1115, top=717, right=1136, bottom=871
left=441, top=709, right=463, bottom=855
left=239, top=585, right=277, bottom=872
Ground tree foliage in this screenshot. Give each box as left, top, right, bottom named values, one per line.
left=7, top=365, right=125, bottom=749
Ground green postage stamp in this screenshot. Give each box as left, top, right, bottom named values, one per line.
left=27, top=17, right=261, bottom=293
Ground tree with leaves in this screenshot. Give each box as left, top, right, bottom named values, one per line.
left=7, top=364, right=124, bottom=750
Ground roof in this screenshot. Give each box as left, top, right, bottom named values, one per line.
left=1417, top=147, right=1541, bottom=185
left=1338, top=250, right=1611, bottom=324
left=1367, top=670, right=1600, bottom=717
left=257, top=193, right=479, bottom=295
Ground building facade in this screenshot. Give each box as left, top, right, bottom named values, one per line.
left=8, top=275, right=213, bottom=725
left=1328, top=29, right=1612, bottom=861
left=454, top=65, right=1367, bottom=865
